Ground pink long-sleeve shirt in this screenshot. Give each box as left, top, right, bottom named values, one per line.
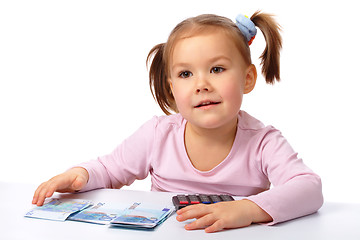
left=78, top=111, right=323, bottom=224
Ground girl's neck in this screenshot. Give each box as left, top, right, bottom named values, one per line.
left=185, top=117, right=238, bottom=143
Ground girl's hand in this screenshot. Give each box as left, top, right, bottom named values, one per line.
left=32, top=167, right=89, bottom=206
left=176, top=199, right=272, bottom=233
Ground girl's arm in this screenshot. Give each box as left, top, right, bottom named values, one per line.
left=32, top=117, right=157, bottom=206
left=246, top=128, right=323, bottom=225
left=70, top=117, right=157, bottom=192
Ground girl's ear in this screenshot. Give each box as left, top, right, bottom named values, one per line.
left=168, top=78, right=174, bottom=92
left=244, top=64, right=257, bottom=94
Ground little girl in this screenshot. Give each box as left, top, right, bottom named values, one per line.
left=32, top=11, right=323, bottom=233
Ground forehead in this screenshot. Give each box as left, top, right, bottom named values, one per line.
left=172, top=31, right=239, bottom=61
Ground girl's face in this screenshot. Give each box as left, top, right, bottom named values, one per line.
left=168, top=30, right=256, bottom=130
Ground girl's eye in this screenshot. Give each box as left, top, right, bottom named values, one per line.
left=211, top=67, right=224, bottom=74
left=179, top=71, right=193, bottom=78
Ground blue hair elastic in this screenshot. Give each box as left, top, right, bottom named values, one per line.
left=235, top=14, right=257, bottom=45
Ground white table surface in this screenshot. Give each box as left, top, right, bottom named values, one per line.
left=1, top=182, right=359, bottom=240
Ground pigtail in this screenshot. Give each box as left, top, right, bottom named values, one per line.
left=251, top=11, right=282, bottom=84
left=147, top=43, right=176, bottom=115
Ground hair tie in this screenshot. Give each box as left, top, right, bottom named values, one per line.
left=235, top=14, right=257, bottom=45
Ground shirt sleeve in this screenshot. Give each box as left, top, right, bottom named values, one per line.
left=246, top=127, right=323, bottom=225
left=76, top=117, right=157, bottom=192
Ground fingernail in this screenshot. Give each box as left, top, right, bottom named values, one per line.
left=185, top=224, right=192, bottom=230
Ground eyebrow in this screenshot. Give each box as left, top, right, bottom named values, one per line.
left=208, top=55, right=232, bottom=63
left=171, top=55, right=232, bottom=70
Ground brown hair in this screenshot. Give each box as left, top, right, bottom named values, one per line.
left=147, top=11, right=282, bottom=115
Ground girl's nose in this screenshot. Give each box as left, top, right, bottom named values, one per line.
left=196, top=87, right=209, bottom=93
left=195, top=74, right=211, bottom=93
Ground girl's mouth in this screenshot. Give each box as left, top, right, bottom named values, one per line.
left=195, top=101, right=221, bottom=108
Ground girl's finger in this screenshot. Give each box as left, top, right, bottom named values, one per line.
left=32, top=182, right=46, bottom=204
left=176, top=204, right=210, bottom=221
left=205, top=219, right=226, bottom=233
left=184, top=213, right=216, bottom=231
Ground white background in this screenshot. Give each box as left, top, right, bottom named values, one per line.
left=1, top=0, right=359, bottom=203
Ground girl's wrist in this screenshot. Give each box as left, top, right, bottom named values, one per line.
left=70, top=167, right=89, bottom=182
left=241, top=199, right=273, bottom=224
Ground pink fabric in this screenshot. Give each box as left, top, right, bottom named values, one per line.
left=77, top=111, right=323, bottom=224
